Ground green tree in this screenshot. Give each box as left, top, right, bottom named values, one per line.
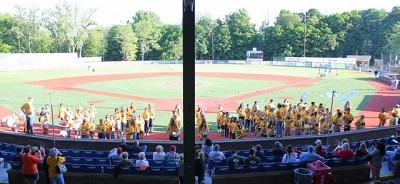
left=83, top=26, right=106, bottom=57
left=14, top=5, right=41, bottom=53
left=195, top=15, right=214, bottom=59
left=225, top=9, right=256, bottom=59
left=105, top=25, right=138, bottom=61
left=0, top=13, right=17, bottom=53
left=387, top=23, right=400, bottom=55
left=132, top=11, right=162, bottom=61
left=213, top=19, right=231, bottom=59
left=158, top=24, right=182, bottom=60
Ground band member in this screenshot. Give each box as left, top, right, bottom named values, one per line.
left=76, top=103, right=84, bottom=114
left=332, top=111, right=343, bottom=132
left=355, top=115, right=366, bottom=130
left=80, top=119, right=90, bottom=139
left=88, top=117, right=96, bottom=139
left=236, top=103, right=245, bottom=123
left=229, top=117, right=237, bottom=139
left=148, top=104, right=155, bottom=133
left=87, top=103, right=97, bottom=119
left=120, top=106, right=127, bottom=132
left=389, top=113, right=397, bottom=126
left=309, top=111, right=318, bottom=135
left=97, top=119, right=106, bottom=139
left=142, top=108, right=150, bottom=136
left=126, top=103, right=136, bottom=125
left=104, top=115, right=112, bottom=139
left=74, top=108, right=84, bottom=138
left=109, top=115, right=116, bottom=139
left=65, top=116, right=74, bottom=138
left=39, top=107, right=49, bottom=135
left=234, top=120, right=246, bottom=139
left=20, top=96, right=35, bottom=134
left=378, top=108, right=388, bottom=127
left=167, top=115, right=180, bottom=140
left=114, top=108, right=122, bottom=138
left=293, top=115, right=302, bottom=136
left=245, top=104, right=252, bottom=131
left=342, top=108, right=354, bottom=131
left=136, top=115, right=145, bottom=140
left=320, top=118, right=330, bottom=134
left=216, top=105, right=223, bottom=133
left=174, top=103, right=182, bottom=129
left=124, top=121, right=135, bottom=140
left=267, top=99, right=275, bottom=111
left=198, top=115, right=209, bottom=140
left=11, top=113, right=19, bottom=132
left=58, top=103, right=66, bottom=120
left=223, top=112, right=230, bottom=138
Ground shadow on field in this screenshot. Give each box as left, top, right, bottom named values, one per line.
left=356, top=95, right=399, bottom=111
left=355, top=95, right=372, bottom=111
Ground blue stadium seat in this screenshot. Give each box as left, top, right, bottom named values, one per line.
left=95, top=158, right=110, bottom=165
left=84, top=157, right=96, bottom=165
left=287, top=162, right=301, bottom=170
left=148, top=159, right=164, bottom=167
left=164, top=167, right=178, bottom=175
left=133, top=166, right=149, bottom=175
left=0, top=143, right=6, bottom=151
left=5, top=144, right=16, bottom=152
left=237, top=150, right=250, bottom=157
left=214, top=166, right=230, bottom=175
left=145, top=152, right=153, bottom=160
left=326, top=159, right=342, bottom=167
left=263, top=149, right=273, bottom=156
left=9, top=161, right=22, bottom=170
left=59, top=149, right=71, bottom=156
left=340, top=159, right=355, bottom=166
left=223, top=151, right=232, bottom=158
left=110, top=159, right=121, bottom=165
left=85, top=164, right=103, bottom=173
left=245, top=164, right=260, bottom=173
left=119, top=166, right=134, bottom=175
left=82, top=150, right=96, bottom=158
left=165, top=160, right=178, bottom=167
left=70, top=150, right=83, bottom=157
left=94, top=151, right=109, bottom=158
left=70, top=157, right=85, bottom=164
left=66, top=164, right=85, bottom=173
left=149, top=167, right=164, bottom=175
left=263, top=156, right=276, bottom=163
left=103, top=165, right=116, bottom=174
left=0, top=151, right=12, bottom=168
left=274, top=162, right=289, bottom=170
left=208, top=159, right=227, bottom=171
left=259, top=163, right=275, bottom=172
left=393, top=153, right=400, bottom=161
left=231, top=165, right=245, bottom=174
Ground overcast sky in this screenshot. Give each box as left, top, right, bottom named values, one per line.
left=0, top=0, right=399, bottom=27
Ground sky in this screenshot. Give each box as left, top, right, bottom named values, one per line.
left=0, top=0, right=399, bottom=27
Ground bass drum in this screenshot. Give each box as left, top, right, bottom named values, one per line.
left=60, top=130, right=68, bottom=138
left=1, top=117, right=8, bottom=127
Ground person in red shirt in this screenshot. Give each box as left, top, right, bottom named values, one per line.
left=22, top=145, right=44, bottom=184
left=315, top=144, right=327, bottom=158
left=334, top=143, right=355, bottom=160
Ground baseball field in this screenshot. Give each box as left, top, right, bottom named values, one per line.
left=0, top=64, right=398, bottom=137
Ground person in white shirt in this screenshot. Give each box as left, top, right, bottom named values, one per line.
left=153, top=145, right=166, bottom=161
left=282, top=145, right=299, bottom=163
left=135, top=152, right=149, bottom=168
left=208, top=144, right=226, bottom=161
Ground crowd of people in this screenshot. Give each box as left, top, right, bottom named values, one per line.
left=1, top=96, right=398, bottom=141
left=214, top=99, right=400, bottom=139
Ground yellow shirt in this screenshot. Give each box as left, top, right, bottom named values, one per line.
left=355, top=119, right=365, bottom=128
left=21, top=102, right=33, bottom=115
left=378, top=112, right=388, bottom=123
left=142, top=111, right=150, bottom=121
left=275, top=109, right=284, bottom=121
left=125, top=126, right=135, bottom=139
left=321, top=122, right=330, bottom=134
left=58, top=107, right=66, bottom=119
left=47, top=156, right=66, bottom=179
left=97, top=124, right=106, bottom=133
left=80, top=123, right=90, bottom=136
left=104, top=120, right=111, bottom=133
left=88, top=121, right=96, bottom=132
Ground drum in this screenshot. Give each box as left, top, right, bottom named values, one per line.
left=74, top=122, right=81, bottom=131
left=36, top=109, right=42, bottom=116
left=169, top=132, right=179, bottom=140
left=43, top=121, right=49, bottom=129
left=60, top=130, right=68, bottom=138
left=1, top=117, right=8, bottom=127
left=7, top=117, right=15, bottom=128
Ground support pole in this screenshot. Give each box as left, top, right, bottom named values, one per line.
left=183, top=0, right=195, bottom=183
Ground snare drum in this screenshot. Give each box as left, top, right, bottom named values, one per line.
left=60, top=130, right=68, bottom=138
left=1, top=117, right=8, bottom=127
left=43, top=122, right=49, bottom=129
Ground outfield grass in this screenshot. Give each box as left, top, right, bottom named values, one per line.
left=0, top=64, right=376, bottom=132
left=77, top=76, right=282, bottom=99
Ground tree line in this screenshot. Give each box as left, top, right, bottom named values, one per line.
left=0, top=2, right=399, bottom=62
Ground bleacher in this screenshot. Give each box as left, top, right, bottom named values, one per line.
left=3, top=136, right=400, bottom=184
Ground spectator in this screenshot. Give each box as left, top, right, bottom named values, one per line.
left=334, top=143, right=355, bottom=160
left=10, top=146, right=23, bottom=162
left=299, top=145, right=325, bottom=163
left=365, top=142, right=385, bottom=181
left=118, top=138, right=131, bottom=152
left=355, top=142, right=368, bottom=157
left=135, top=152, right=149, bottom=169
left=254, top=144, right=265, bottom=158
left=202, top=138, right=213, bottom=156
left=195, top=150, right=206, bottom=184
left=129, top=140, right=147, bottom=153
left=113, top=152, right=134, bottom=179
left=165, top=145, right=180, bottom=162
left=282, top=145, right=299, bottom=163
left=153, top=145, right=166, bottom=161
left=22, top=146, right=44, bottom=184
left=226, top=150, right=245, bottom=166
left=208, top=144, right=226, bottom=161
left=177, top=154, right=184, bottom=184
left=315, top=144, right=327, bottom=158
left=245, top=148, right=260, bottom=165
left=272, top=141, right=286, bottom=157
left=109, top=147, right=123, bottom=160
left=46, top=148, right=65, bottom=184
left=315, top=139, right=328, bottom=152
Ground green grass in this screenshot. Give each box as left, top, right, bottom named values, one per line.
left=0, top=64, right=376, bottom=132
left=76, top=76, right=282, bottom=99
